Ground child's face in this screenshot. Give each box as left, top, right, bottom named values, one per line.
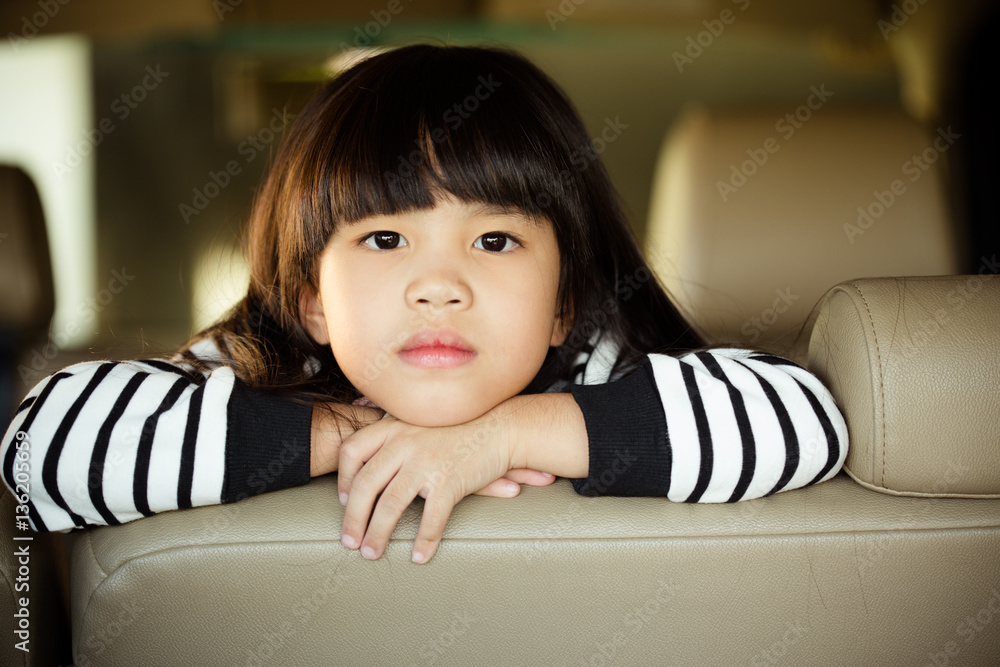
left=302, top=195, right=570, bottom=426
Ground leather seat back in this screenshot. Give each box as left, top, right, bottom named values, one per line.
left=644, top=105, right=961, bottom=361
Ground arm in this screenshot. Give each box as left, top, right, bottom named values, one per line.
left=501, top=393, right=588, bottom=479
left=1, top=356, right=379, bottom=532
left=335, top=345, right=847, bottom=563
left=310, top=402, right=385, bottom=477
left=561, top=347, right=848, bottom=501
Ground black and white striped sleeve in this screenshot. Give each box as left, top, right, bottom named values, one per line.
left=1, top=353, right=313, bottom=532
left=567, top=346, right=848, bottom=501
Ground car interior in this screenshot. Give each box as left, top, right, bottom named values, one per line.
left=1, top=0, right=998, bottom=665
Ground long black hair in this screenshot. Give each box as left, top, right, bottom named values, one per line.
left=183, top=43, right=703, bottom=409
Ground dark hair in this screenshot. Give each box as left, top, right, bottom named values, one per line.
left=182, top=43, right=703, bottom=413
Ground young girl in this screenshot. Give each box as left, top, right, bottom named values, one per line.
left=2, top=44, right=847, bottom=565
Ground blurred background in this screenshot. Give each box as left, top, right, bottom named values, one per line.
left=0, top=0, right=996, bottom=416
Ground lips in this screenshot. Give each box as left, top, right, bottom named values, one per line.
left=398, top=328, right=477, bottom=369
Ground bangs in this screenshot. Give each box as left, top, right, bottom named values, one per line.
left=319, top=46, right=581, bottom=226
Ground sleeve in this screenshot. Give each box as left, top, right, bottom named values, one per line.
left=567, top=341, right=848, bottom=502
left=1, top=354, right=313, bottom=532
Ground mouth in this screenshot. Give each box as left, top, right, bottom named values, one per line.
left=398, top=329, right=477, bottom=369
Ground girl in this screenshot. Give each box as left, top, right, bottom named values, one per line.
left=2, top=44, right=847, bottom=565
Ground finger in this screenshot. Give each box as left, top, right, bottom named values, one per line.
left=357, top=475, right=420, bottom=560
left=411, top=495, right=458, bottom=564
left=471, top=478, right=521, bottom=498
left=337, top=420, right=388, bottom=505
left=503, top=468, right=556, bottom=487
left=341, top=450, right=401, bottom=553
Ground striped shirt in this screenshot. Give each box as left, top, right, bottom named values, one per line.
left=2, top=332, right=847, bottom=532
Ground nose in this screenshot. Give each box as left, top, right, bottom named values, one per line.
left=404, top=264, right=472, bottom=314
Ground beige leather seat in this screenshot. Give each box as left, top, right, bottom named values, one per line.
left=67, top=276, right=1000, bottom=664
left=645, top=105, right=962, bottom=362
left=28, top=106, right=1000, bottom=663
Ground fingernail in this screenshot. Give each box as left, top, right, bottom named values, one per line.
left=341, top=534, right=358, bottom=549
left=361, top=545, right=377, bottom=560
left=339, top=492, right=348, bottom=505
left=505, top=481, right=518, bottom=494
left=541, top=472, right=553, bottom=478
left=412, top=551, right=426, bottom=564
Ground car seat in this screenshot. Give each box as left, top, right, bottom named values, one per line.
left=43, top=109, right=1000, bottom=664
left=644, top=105, right=962, bottom=363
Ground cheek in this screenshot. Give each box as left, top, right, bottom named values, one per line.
left=320, top=268, right=383, bottom=355
left=504, top=264, right=559, bottom=355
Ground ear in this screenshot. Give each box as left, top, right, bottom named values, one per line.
left=299, top=287, right=331, bottom=345
left=550, top=302, right=573, bottom=347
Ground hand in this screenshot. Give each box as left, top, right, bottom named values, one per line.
left=337, top=406, right=533, bottom=564
left=310, top=403, right=386, bottom=477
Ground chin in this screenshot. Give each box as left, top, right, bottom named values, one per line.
left=387, top=398, right=494, bottom=427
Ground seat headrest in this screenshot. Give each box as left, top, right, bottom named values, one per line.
left=0, top=165, right=54, bottom=333
left=808, top=274, right=1000, bottom=498
left=645, top=105, right=961, bottom=361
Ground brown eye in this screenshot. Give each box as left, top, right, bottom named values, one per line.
left=362, top=232, right=407, bottom=251
left=475, top=232, right=520, bottom=253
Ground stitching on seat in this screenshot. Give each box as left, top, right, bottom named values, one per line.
left=74, top=532, right=110, bottom=660
left=847, top=281, right=887, bottom=487
left=78, top=533, right=109, bottom=621
left=81, top=532, right=109, bottom=577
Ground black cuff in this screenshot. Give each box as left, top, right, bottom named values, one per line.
left=568, top=359, right=672, bottom=497
left=223, top=379, right=313, bottom=503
